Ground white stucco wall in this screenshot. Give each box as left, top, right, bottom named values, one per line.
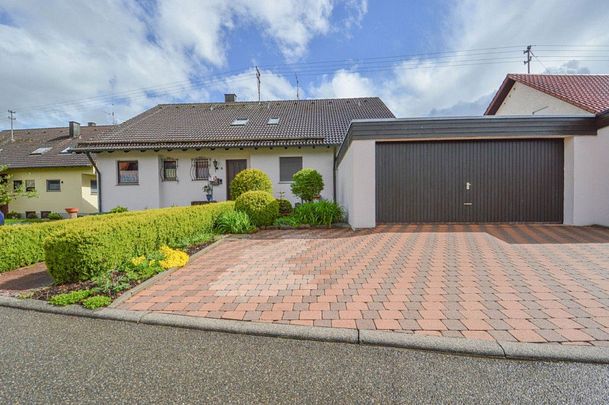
left=336, top=139, right=376, bottom=228
left=495, top=82, right=609, bottom=226
left=96, top=147, right=335, bottom=212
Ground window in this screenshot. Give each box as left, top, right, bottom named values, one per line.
left=191, top=158, right=210, bottom=180
left=30, top=147, right=52, bottom=155
left=46, top=179, right=61, bottom=192
left=162, top=159, right=178, bottom=181
left=267, top=117, right=280, bottom=125
left=13, top=180, right=23, bottom=191
left=90, top=179, right=98, bottom=194
left=231, top=117, right=248, bottom=126
left=118, top=161, right=139, bottom=184
left=60, top=147, right=72, bottom=154
left=25, top=211, right=37, bottom=219
left=40, top=211, right=50, bottom=219
left=279, top=156, right=303, bottom=182
left=25, top=180, right=35, bottom=192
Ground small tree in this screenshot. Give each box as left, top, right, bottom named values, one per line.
left=291, top=168, right=324, bottom=202
left=0, top=165, right=37, bottom=206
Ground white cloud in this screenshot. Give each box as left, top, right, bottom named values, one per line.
left=213, top=68, right=298, bottom=101
left=309, top=70, right=374, bottom=98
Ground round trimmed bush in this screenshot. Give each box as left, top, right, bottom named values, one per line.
left=291, top=168, right=324, bottom=202
left=276, top=198, right=293, bottom=216
left=235, top=191, right=279, bottom=226
left=230, top=169, right=272, bottom=200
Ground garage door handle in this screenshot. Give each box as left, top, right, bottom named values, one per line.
left=463, top=202, right=473, bottom=206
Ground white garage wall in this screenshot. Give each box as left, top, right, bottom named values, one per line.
left=336, top=139, right=376, bottom=228
left=96, top=147, right=335, bottom=212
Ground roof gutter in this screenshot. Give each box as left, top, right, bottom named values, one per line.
left=85, top=152, right=102, bottom=213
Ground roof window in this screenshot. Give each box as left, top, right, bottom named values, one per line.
left=30, top=147, right=52, bottom=155
left=60, top=147, right=72, bottom=154
left=231, top=118, right=249, bottom=126
left=267, top=117, right=280, bottom=125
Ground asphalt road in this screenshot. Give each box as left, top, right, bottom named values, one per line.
left=1, top=307, right=608, bottom=404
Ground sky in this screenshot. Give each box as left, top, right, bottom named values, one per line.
left=1, top=0, right=608, bottom=129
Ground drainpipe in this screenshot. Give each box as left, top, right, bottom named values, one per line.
left=86, top=152, right=102, bottom=213
left=332, top=146, right=337, bottom=202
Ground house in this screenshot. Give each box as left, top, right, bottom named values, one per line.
left=73, top=96, right=395, bottom=211
left=0, top=122, right=111, bottom=218
left=335, top=74, right=609, bottom=228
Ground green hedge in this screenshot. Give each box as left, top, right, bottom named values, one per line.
left=44, top=202, right=233, bottom=283
left=0, top=213, right=137, bottom=273
left=234, top=191, right=279, bottom=226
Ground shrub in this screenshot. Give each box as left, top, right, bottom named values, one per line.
left=47, top=212, right=63, bottom=221
left=43, top=202, right=233, bottom=283
left=229, top=169, right=272, bottom=200
left=276, top=198, right=293, bottom=216
left=234, top=191, right=279, bottom=227
left=295, top=201, right=344, bottom=226
left=214, top=210, right=255, bottom=234
left=6, top=211, right=21, bottom=219
left=291, top=169, right=324, bottom=202
left=109, top=206, right=128, bottom=214
left=82, top=295, right=112, bottom=310
left=159, top=245, right=189, bottom=270
left=49, top=290, right=92, bottom=306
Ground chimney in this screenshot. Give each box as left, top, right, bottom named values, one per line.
left=224, top=93, right=237, bottom=103
left=69, top=121, right=81, bottom=138
left=87, top=122, right=96, bottom=127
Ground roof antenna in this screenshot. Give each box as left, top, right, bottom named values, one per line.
left=295, top=74, right=300, bottom=100
left=256, top=66, right=261, bottom=104
left=8, top=109, right=16, bottom=142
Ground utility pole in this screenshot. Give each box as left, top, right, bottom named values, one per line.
left=523, top=45, right=532, bottom=74
left=7, top=110, right=15, bottom=142
left=255, top=66, right=261, bottom=103
left=295, top=74, right=300, bottom=100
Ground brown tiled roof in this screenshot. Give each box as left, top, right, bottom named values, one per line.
left=0, top=125, right=112, bottom=169
left=485, top=74, right=609, bottom=115
left=74, top=97, right=394, bottom=152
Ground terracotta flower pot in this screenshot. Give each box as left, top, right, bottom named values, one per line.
left=65, top=207, right=79, bottom=219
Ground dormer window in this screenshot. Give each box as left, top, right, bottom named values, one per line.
left=231, top=118, right=248, bottom=126
left=30, top=147, right=52, bottom=155
left=267, top=117, right=280, bottom=125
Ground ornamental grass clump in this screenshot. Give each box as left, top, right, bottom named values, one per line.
left=229, top=169, right=273, bottom=200
left=294, top=201, right=344, bottom=226
left=234, top=191, right=279, bottom=226
left=214, top=210, right=255, bottom=234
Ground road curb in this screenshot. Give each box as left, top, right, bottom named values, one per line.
left=1, top=295, right=608, bottom=364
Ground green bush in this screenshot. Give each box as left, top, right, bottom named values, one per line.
left=273, top=215, right=302, bottom=227
left=229, top=169, right=272, bottom=200
left=49, top=290, right=92, bottom=306
left=234, top=191, right=279, bottom=227
left=109, top=206, right=128, bottom=214
left=6, top=211, right=21, bottom=219
left=82, top=295, right=112, bottom=310
left=295, top=201, right=344, bottom=226
left=47, top=212, right=63, bottom=221
left=291, top=169, right=324, bottom=202
left=43, top=202, right=233, bottom=283
left=214, top=210, right=255, bottom=234
left=276, top=198, right=293, bottom=216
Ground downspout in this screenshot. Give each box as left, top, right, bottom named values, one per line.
left=86, top=152, right=102, bottom=213
left=332, top=146, right=337, bottom=202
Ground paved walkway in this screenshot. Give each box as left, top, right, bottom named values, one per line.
left=118, top=225, right=609, bottom=346
left=0, top=263, right=51, bottom=294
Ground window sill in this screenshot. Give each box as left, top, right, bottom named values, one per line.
left=117, top=183, right=139, bottom=186
left=278, top=181, right=294, bottom=184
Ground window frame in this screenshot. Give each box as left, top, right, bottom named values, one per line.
left=90, top=179, right=98, bottom=194
left=191, top=158, right=211, bottom=181
left=25, top=179, right=36, bottom=192
left=13, top=180, right=23, bottom=191
left=46, top=179, right=61, bottom=192
left=117, top=160, right=139, bottom=185
left=279, top=156, right=303, bottom=183
left=161, top=158, right=178, bottom=182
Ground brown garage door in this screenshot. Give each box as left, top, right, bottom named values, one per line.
left=376, top=139, right=564, bottom=223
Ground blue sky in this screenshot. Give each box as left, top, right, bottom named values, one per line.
left=0, top=0, right=608, bottom=129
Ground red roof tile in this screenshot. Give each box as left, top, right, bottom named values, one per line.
left=485, top=74, right=609, bottom=115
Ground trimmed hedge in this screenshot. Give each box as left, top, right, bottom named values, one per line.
left=291, top=168, right=324, bottom=202
left=229, top=169, right=272, bottom=200
left=0, top=213, right=136, bottom=273
left=234, top=191, right=279, bottom=226
left=43, top=202, right=233, bottom=283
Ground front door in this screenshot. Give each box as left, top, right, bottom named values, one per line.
left=226, top=159, right=247, bottom=200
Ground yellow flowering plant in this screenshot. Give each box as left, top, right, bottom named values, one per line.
left=158, top=245, right=189, bottom=269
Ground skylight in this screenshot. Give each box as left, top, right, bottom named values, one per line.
left=60, top=147, right=72, bottom=154
left=231, top=118, right=249, bottom=126
left=267, top=117, right=280, bottom=125
left=30, top=147, right=52, bottom=155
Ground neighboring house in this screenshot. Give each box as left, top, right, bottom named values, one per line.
left=73, top=96, right=394, bottom=211
left=0, top=122, right=111, bottom=218
left=336, top=74, right=609, bottom=228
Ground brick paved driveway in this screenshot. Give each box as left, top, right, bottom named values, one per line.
left=119, top=225, right=609, bottom=346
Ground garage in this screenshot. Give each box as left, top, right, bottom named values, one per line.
left=375, top=139, right=564, bottom=223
